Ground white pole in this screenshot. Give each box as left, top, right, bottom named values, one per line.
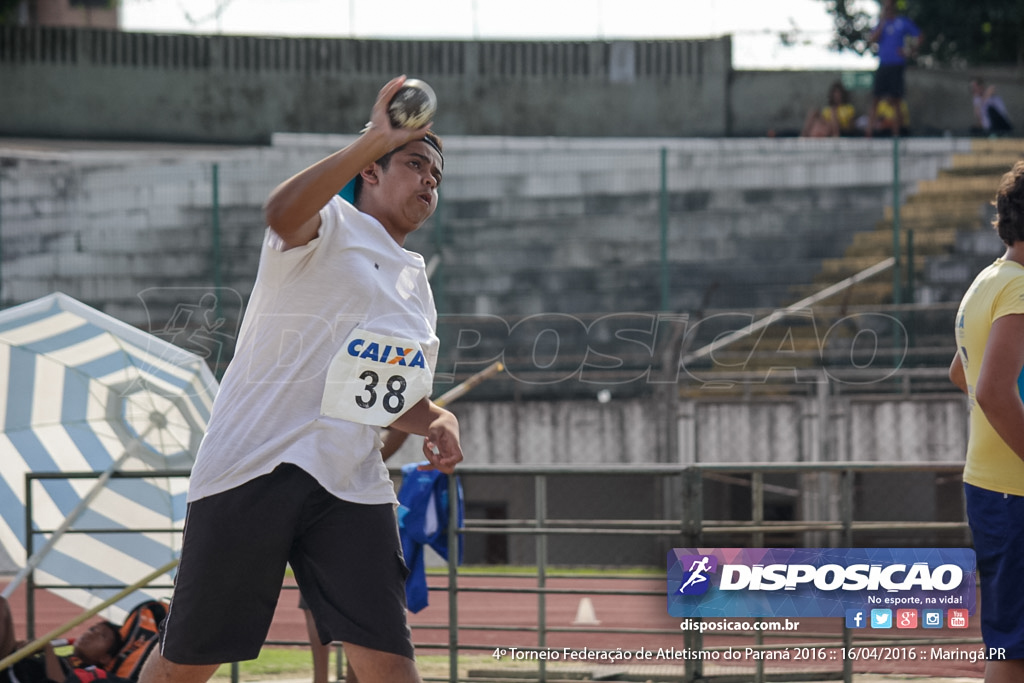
left=682, top=257, right=896, bottom=366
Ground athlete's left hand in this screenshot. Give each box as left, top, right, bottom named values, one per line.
left=420, top=410, right=462, bottom=474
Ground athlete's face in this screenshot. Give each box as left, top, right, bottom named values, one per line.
left=377, top=140, right=443, bottom=239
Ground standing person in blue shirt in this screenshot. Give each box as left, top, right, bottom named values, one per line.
left=866, top=0, right=921, bottom=138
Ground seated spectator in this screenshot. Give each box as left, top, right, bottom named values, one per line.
left=1, top=596, right=125, bottom=683
left=971, top=77, right=1013, bottom=136
left=802, top=81, right=856, bottom=138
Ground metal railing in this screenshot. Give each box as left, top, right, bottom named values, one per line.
left=19, top=462, right=980, bottom=682
left=427, top=463, right=977, bottom=683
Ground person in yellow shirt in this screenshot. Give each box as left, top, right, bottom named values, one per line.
left=802, top=81, right=856, bottom=138
left=873, top=98, right=910, bottom=137
left=950, top=160, right=1024, bottom=683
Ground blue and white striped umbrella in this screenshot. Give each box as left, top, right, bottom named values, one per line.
left=0, top=293, right=217, bottom=621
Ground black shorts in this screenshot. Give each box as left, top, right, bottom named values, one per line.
left=873, top=64, right=906, bottom=99
left=160, top=464, right=413, bottom=664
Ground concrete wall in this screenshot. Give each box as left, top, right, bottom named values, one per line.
left=395, top=394, right=968, bottom=468
left=3, top=27, right=1021, bottom=141
left=385, top=391, right=968, bottom=564
left=0, top=27, right=731, bottom=141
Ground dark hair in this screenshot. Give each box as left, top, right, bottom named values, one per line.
left=101, top=621, right=124, bottom=658
left=828, top=81, right=850, bottom=105
left=352, top=130, right=444, bottom=205
left=993, top=161, right=1024, bottom=245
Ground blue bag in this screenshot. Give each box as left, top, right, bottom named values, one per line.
left=396, top=462, right=464, bottom=613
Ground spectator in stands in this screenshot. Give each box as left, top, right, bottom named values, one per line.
left=949, top=160, right=1024, bottom=683
left=802, top=81, right=856, bottom=138
left=1, top=596, right=125, bottom=683
left=866, top=0, right=921, bottom=138
left=971, top=78, right=1014, bottom=137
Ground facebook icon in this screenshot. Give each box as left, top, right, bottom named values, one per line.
left=845, top=609, right=867, bottom=629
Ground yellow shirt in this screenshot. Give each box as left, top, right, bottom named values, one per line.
left=955, top=258, right=1024, bottom=494
left=820, top=103, right=855, bottom=132
left=876, top=100, right=910, bottom=128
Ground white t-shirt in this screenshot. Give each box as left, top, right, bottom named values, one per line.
left=188, top=196, right=438, bottom=504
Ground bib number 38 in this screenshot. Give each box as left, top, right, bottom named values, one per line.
left=322, top=329, right=433, bottom=426
left=355, top=370, right=407, bottom=415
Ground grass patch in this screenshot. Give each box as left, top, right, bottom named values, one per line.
left=212, top=648, right=313, bottom=680
left=429, top=565, right=661, bottom=577
left=209, top=649, right=538, bottom=682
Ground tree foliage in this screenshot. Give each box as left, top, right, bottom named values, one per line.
left=820, top=0, right=1024, bottom=66
left=0, top=0, right=21, bottom=24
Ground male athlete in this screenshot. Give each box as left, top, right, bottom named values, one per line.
left=139, top=76, right=461, bottom=683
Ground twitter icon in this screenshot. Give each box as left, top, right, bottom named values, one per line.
left=870, top=609, right=893, bottom=629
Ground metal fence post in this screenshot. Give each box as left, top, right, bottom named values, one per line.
left=659, top=147, right=669, bottom=312
left=448, top=473, right=460, bottom=683
left=210, top=162, right=225, bottom=379
left=24, top=474, right=35, bottom=639
left=536, top=473, right=548, bottom=682
left=891, top=137, right=903, bottom=369
left=432, top=190, right=446, bottom=315
left=906, top=227, right=916, bottom=347
left=841, top=467, right=854, bottom=683
left=681, top=467, right=703, bottom=682
left=891, top=136, right=902, bottom=308
left=752, top=472, right=765, bottom=683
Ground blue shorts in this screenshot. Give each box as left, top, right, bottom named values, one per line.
left=965, top=483, right=1024, bottom=659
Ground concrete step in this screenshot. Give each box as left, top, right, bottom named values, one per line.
left=915, top=175, right=1003, bottom=196
left=844, top=227, right=960, bottom=257
left=947, top=153, right=1022, bottom=175
left=882, top=200, right=988, bottom=223
left=872, top=210, right=989, bottom=234
left=969, top=138, right=1024, bottom=155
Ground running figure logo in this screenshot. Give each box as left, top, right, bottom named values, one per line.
left=677, top=554, right=718, bottom=595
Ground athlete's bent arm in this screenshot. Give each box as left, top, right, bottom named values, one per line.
left=389, top=399, right=462, bottom=473
left=263, top=76, right=431, bottom=249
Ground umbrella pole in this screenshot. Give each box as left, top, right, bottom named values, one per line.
left=0, top=557, right=179, bottom=671
left=2, top=451, right=133, bottom=600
